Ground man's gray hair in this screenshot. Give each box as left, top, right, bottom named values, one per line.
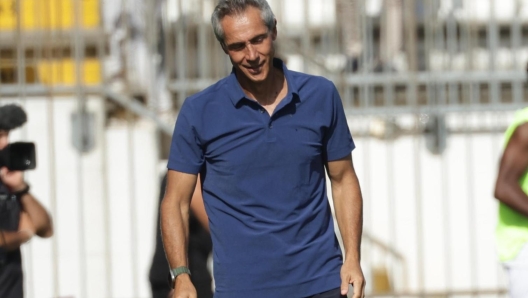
left=211, top=0, right=275, bottom=45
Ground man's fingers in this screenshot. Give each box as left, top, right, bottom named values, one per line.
left=340, top=275, right=349, bottom=295
left=352, top=278, right=366, bottom=298
left=353, top=283, right=360, bottom=298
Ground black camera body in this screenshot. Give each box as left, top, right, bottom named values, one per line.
left=0, top=142, right=37, bottom=171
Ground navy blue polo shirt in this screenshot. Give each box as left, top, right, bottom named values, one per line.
left=168, top=59, right=355, bottom=298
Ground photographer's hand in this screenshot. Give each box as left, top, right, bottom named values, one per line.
left=0, top=167, right=25, bottom=192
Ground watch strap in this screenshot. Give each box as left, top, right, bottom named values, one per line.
left=171, top=266, right=191, bottom=277
left=12, top=183, right=30, bottom=200
left=169, top=266, right=191, bottom=288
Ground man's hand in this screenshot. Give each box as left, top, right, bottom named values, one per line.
left=0, top=167, right=25, bottom=192
left=340, top=260, right=366, bottom=298
left=172, top=274, right=197, bottom=298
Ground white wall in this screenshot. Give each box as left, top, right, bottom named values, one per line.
left=3, top=97, right=160, bottom=298
left=342, top=112, right=510, bottom=294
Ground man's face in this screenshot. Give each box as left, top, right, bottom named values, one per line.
left=221, top=6, right=277, bottom=84
left=0, top=130, right=8, bottom=150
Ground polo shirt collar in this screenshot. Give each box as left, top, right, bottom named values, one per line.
left=225, top=58, right=299, bottom=107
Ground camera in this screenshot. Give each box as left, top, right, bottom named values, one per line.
left=0, top=142, right=36, bottom=171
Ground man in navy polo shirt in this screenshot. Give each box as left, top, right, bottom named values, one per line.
left=161, top=1, right=365, bottom=297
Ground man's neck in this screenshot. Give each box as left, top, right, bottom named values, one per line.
left=237, top=65, right=285, bottom=107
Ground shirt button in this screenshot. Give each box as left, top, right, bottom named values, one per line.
left=260, top=109, right=265, bottom=113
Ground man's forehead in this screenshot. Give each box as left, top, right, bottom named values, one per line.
left=221, top=8, right=267, bottom=41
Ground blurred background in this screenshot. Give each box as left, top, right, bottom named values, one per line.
left=0, top=0, right=526, bottom=297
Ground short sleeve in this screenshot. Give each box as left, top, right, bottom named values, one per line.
left=167, top=101, right=204, bottom=174
left=323, top=83, right=355, bottom=161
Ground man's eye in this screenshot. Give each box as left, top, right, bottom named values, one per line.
left=230, top=44, right=245, bottom=51
left=252, top=36, right=267, bottom=44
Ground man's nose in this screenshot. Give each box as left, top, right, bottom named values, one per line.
left=246, top=44, right=258, bottom=61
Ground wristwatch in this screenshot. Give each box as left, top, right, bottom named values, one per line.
left=168, top=266, right=191, bottom=289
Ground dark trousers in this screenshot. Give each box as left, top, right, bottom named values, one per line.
left=305, top=287, right=347, bottom=298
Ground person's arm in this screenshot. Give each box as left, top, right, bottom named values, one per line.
left=0, top=212, right=36, bottom=251
left=19, top=192, right=53, bottom=238
left=326, top=154, right=365, bottom=298
left=0, top=167, right=53, bottom=238
left=160, top=170, right=198, bottom=298
left=494, top=123, right=528, bottom=216
left=189, top=177, right=209, bottom=233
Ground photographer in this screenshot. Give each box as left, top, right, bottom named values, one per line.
left=0, top=104, right=53, bottom=298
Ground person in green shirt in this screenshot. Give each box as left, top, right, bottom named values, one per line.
left=494, top=107, right=528, bottom=298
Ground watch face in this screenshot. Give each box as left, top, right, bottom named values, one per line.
left=168, top=272, right=175, bottom=289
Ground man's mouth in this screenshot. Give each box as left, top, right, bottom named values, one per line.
left=245, top=62, right=264, bottom=74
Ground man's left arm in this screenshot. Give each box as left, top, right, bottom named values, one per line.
left=326, top=154, right=365, bottom=298
left=1, top=167, right=53, bottom=238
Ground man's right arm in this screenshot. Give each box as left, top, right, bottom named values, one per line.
left=494, top=123, right=528, bottom=217
left=160, top=170, right=198, bottom=298
left=0, top=212, right=36, bottom=251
